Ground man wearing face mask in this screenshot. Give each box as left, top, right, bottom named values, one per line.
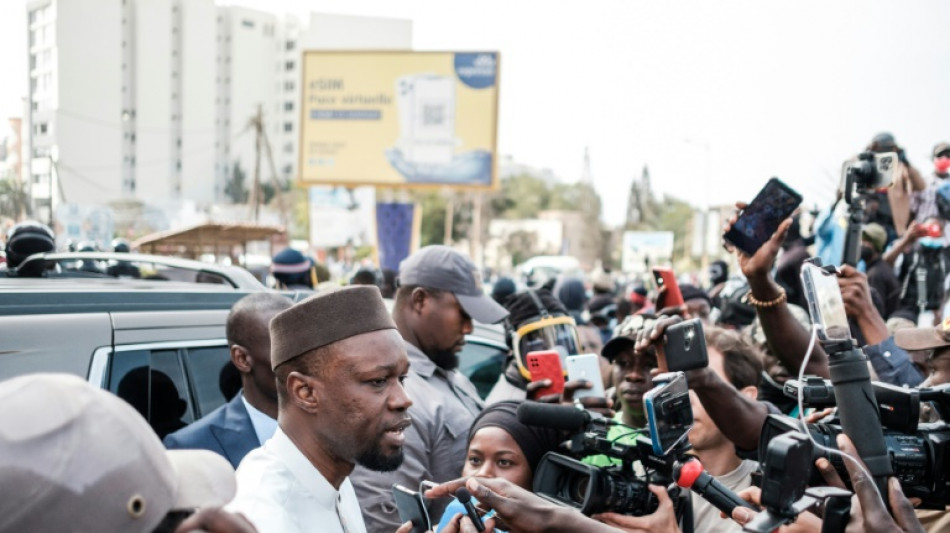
left=910, top=142, right=950, bottom=226
left=861, top=223, right=900, bottom=320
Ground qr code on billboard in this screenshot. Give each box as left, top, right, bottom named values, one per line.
left=422, top=104, right=445, bottom=126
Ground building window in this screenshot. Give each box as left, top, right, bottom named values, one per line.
left=285, top=40, right=295, bottom=51
left=284, top=81, right=294, bottom=91
left=283, top=142, right=293, bottom=154
left=285, top=60, right=294, bottom=70
left=283, top=164, right=292, bottom=175
left=241, top=20, right=255, bottom=29
left=283, top=122, right=292, bottom=133
left=284, top=101, right=293, bottom=112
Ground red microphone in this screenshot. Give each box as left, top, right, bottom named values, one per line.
left=674, top=458, right=757, bottom=517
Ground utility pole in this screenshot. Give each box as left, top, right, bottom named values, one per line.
left=442, top=186, right=454, bottom=245
left=249, top=105, right=262, bottom=223
left=247, top=104, right=288, bottom=226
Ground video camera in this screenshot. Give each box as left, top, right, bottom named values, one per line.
left=517, top=372, right=695, bottom=518
left=762, top=377, right=950, bottom=509
left=843, top=151, right=898, bottom=196
left=840, top=151, right=898, bottom=266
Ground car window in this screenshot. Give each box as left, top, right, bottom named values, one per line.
left=183, top=346, right=235, bottom=417
left=109, top=348, right=195, bottom=439
left=459, top=341, right=508, bottom=399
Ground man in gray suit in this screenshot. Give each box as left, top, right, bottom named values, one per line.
left=165, top=292, right=292, bottom=468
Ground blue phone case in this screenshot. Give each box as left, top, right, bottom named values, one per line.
left=643, top=393, right=664, bottom=456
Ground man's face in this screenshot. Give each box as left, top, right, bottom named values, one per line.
left=316, top=329, right=413, bottom=471
left=244, top=309, right=282, bottom=401
left=927, top=348, right=950, bottom=387
left=612, top=346, right=657, bottom=423
left=416, top=290, right=473, bottom=370
left=685, top=298, right=711, bottom=324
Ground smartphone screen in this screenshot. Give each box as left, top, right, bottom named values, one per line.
left=644, top=372, right=693, bottom=456
left=800, top=263, right=850, bottom=342
left=565, top=353, right=605, bottom=399
left=723, top=178, right=803, bottom=256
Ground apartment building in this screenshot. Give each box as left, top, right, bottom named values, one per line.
left=24, top=0, right=410, bottom=228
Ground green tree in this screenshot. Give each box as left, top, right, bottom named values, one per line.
left=656, top=195, right=697, bottom=269
left=224, top=162, right=248, bottom=204
left=0, top=172, right=30, bottom=222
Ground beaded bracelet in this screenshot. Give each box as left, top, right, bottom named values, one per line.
left=745, top=287, right=787, bottom=308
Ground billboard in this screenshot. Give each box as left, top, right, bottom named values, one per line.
left=621, top=231, right=675, bottom=274
left=298, top=51, right=499, bottom=188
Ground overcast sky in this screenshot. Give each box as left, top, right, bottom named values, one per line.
left=3, top=0, right=949, bottom=226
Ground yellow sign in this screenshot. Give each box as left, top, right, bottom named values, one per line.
left=298, top=51, right=499, bottom=189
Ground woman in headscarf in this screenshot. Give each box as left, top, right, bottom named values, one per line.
left=436, top=400, right=564, bottom=532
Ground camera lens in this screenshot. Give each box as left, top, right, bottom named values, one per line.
left=570, top=475, right=590, bottom=504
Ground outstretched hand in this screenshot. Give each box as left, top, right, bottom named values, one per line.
left=722, top=201, right=794, bottom=281
left=593, top=485, right=680, bottom=533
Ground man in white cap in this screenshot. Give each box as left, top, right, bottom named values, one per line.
left=0, top=373, right=245, bottom=533
left=227, top=285, right=414, bottom=533
left=350, top=245, right=509, bottom=533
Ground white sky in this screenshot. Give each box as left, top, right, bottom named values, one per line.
left=3, top=0, right=949, bottom=226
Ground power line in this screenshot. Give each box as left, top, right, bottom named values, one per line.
left=56, top=107, right=219, bottom=134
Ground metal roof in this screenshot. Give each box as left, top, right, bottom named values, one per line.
left=132, top=222, right=284, bottom=253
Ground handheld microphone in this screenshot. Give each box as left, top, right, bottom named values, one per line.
left=675, top=459, right=756, bottom=517
left=455, top=487, right=485, bottom=532
left=516, top=401, right=611, bottom=432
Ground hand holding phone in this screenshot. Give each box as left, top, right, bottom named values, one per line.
left=644, top=372, right=693, bottom=456
left=723, top=178, right=802, bottom=257
left=565, top=353, right=605, bottom=399
left=526, top=351, right=566, bottom=398
left=800, top=261, right=850, bottom=342
left=392, top=484, right=430, bottom=533
left=663, top=318, right=708, bottom=372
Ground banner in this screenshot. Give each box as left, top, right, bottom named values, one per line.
left=376, top=202, right=419, bottom=272
left=298, top=51, right=499, bottom=189
left=621, top=231, right=675, bottom=274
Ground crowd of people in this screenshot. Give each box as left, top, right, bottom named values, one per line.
left=3, top=132, right=950, bottom=532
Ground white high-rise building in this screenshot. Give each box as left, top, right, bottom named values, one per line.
left=24, top=0, right=411, bottom=229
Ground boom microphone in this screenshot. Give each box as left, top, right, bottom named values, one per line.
left=516, top=401, right=609, bottom=432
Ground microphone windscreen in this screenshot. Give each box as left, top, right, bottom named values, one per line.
left=516, top=401, right=590, bottom=431
left=455, top=487, right=472, bottom=503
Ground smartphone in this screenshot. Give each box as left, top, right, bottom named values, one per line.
left=526, top=350, right=566, bottom=397
left=872, top=152, right=898, bottom=189
left=565, top=353, right=605, bottom=399
left=652, top=267, right=684, bottom=309
left=800, top=261, right=850, bottom=342
left=644, top=372, right=693, bottom=456
left=392, top=484, right=430, bottom=533
left=663, top=318, right=709, bottom=372
left=723, top=178, right=803, bottom=257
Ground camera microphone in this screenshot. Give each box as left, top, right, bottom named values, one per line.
left=516, top=402, right=612, bottom=432
left=674, top=459, right=756, bottom=517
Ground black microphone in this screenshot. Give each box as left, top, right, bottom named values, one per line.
left=455, top=487, right=485, bottom=532
left=516, top=401, right=604, bottom=431
left=674, top=459, right=756, bottom=516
